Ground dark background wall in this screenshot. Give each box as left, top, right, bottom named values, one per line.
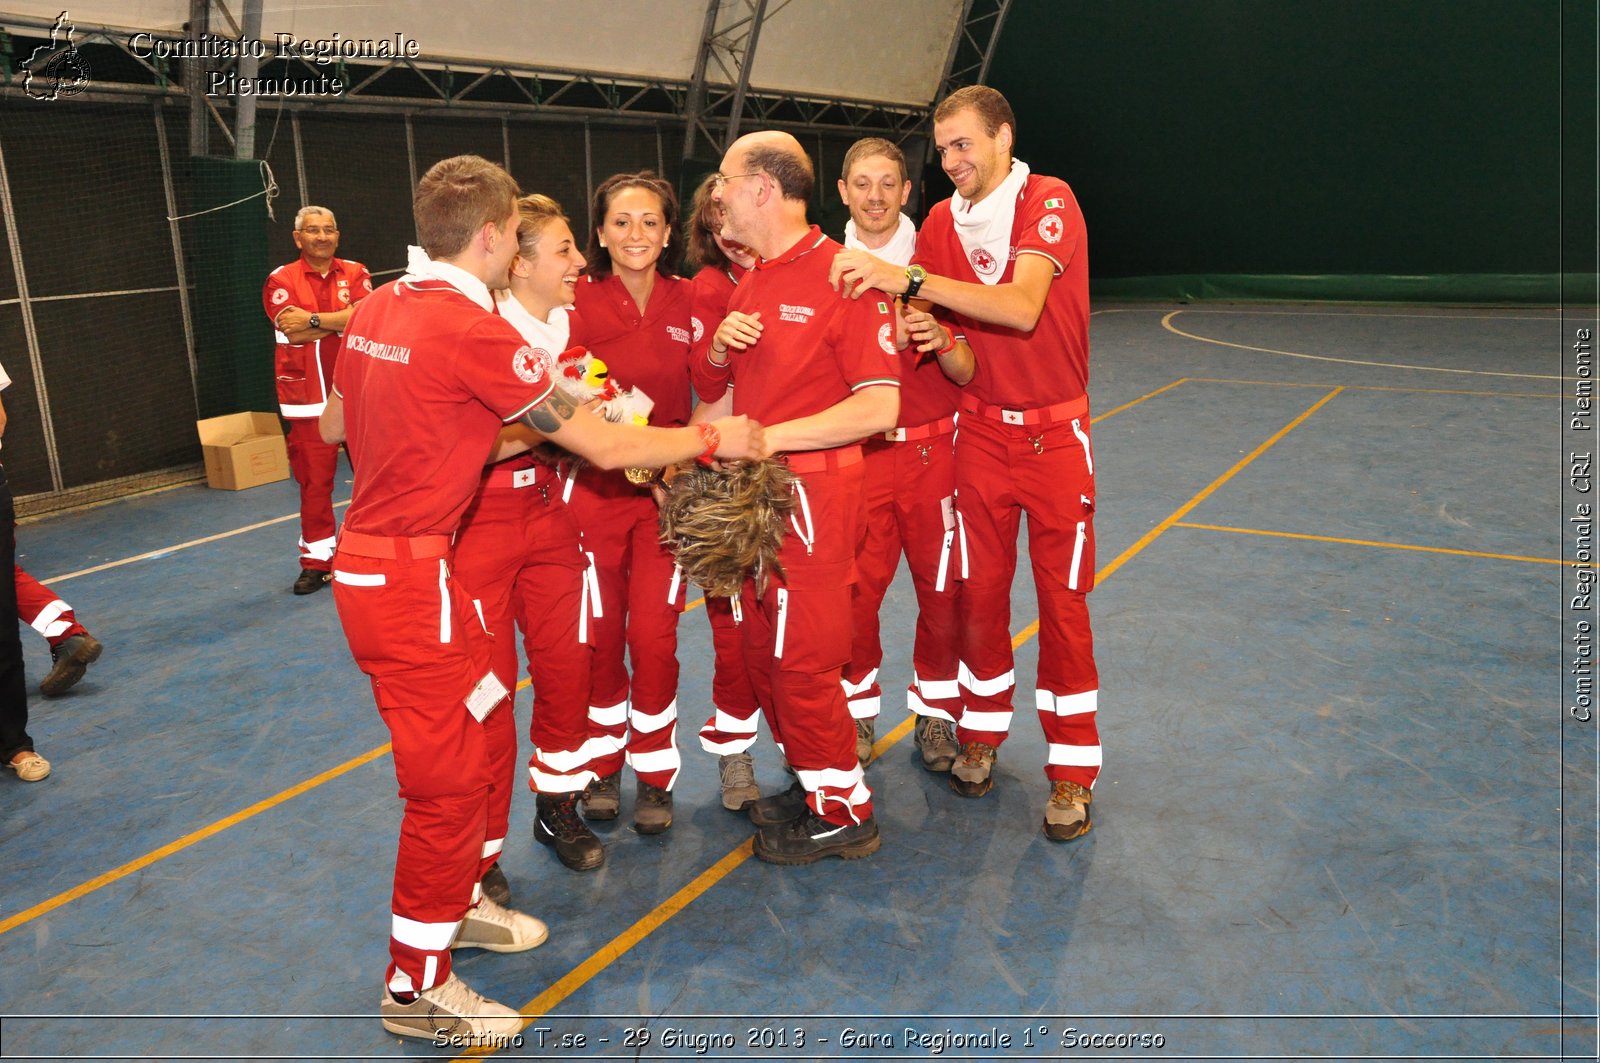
left=979, top=0, right=1594, bottom=302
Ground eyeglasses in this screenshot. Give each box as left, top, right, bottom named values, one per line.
left=712, top=171, right=763, bottom=190
left=298, top=226, right=338, bottom=236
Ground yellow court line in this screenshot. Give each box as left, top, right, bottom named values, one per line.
left=0, top=674, right=540, bottom=939
left=1099, top=388, right=1343, bottom=585
left=0, top=742, right=393, bottom=937
left=43, top=499, right=353, bottom=585
left=1174, top=521, right=1586, bottom=567
left=1184, top=376, right=1560, bottom=400
left=1091, top=377, right=1187, bottom=423
left=458, top=622, right=1043, bottom=1061
left=1162, top=310, right=1565, bottom=381
left=1008, top=389, right=1342, bottom=649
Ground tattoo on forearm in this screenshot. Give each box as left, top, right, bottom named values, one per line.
left=525, top=388, right=577, bottom=433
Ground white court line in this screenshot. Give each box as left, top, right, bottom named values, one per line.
left=1163, top=310, right=1565, bottom=381
left=43, top=500, right=351, bottom=585
left=1167, top=307, right=1561, bottom=322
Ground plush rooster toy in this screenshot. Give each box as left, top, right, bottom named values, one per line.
left=553, top=347, right=654, bottom=426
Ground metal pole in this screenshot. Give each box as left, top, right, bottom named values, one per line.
left=722, top=0, right=769, bottom=148
left=233, top=0, right=263, bottom=159
left=0, top=129, right=64, bottom=492
left=154, top=101, right=200, bottom=414
left=187, top=0, right=210, bottom=156
left=681, top=0, right=721, bottom=161
left=583, top=118, right=593, bottom=206
left=292, top=112, right=308, bottom=204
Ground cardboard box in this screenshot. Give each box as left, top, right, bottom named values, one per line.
left=196, top=412, right=290, bottom=490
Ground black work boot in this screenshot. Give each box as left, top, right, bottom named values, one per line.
left=753, top=811, right=881, bottom=866
left=579, top=771, right=621, bottom=820
left=535, top=792, right=606, bottom=871
left=479, top=861, right=512, bottom=904
left=634, top=779, right=673, bottom=834
left=746, top=780, right=809, bottom=827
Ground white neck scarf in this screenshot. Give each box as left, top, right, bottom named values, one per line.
left=950, top=160, right=1030, bottom=285
left=844, top=211, right=918, bottom=267
left=495, top=291, right=571, bottom=370
left=401, top=244, right=496, bottom=311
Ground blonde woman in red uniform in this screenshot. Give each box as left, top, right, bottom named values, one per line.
left=567, top=172, right=696, bottom=833
left=682, top=174, right=767, bottom=812
left=454, top=194, right=608, bottom=883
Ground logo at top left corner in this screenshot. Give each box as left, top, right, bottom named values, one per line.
left=23, top=12, right=93, bottom=101
left=512, top=346, right=544, bottom=384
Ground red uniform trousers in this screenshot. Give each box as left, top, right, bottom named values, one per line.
left=453, top=462, right=597, bottom=850
left=953, top=397, right=1102, bottom=789
left=843, top=423, right=963, bottom=725
left=696, top=593, right=767, bottom=754
left=330, top=532, right=510, bottom=995
left=285, top=417, right=342, bottom=572
left=565, top=468, right=685, bottom=790
left=740, top=452, right=873, bottom=826
left=14, top=565, right=86, bottom=648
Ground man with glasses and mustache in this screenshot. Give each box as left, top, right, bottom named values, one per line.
left=702, top=132, right=899, bottom=865
left=264, top=205, right=371, bottom=596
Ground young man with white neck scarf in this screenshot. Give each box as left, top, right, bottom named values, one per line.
left=836, top=138, right=964, bottom=775
left=831, top=85, right=1101, bottom=843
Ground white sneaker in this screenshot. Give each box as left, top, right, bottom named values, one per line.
left=379, top=972, right=523, bottom=1046
left=6, top=751, right=49, bottom=782
left=451, top=896, right=548, bottom=953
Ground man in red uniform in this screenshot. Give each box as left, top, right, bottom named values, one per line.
left=324, top=154, right=764, bottom=1043
left=832, top=85, right=1102, bottom=843
left=702, top=131, right=899, bottom=865
left=263, top=206, right=371, bottom=596
left=835, top=137, right=963, bottom=773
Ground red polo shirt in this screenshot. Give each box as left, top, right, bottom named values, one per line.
left=724, top=226, right=898, bottom=439
left=687, top=263, right=746, bottom=404
left=333, top=276, right=555, bottom=538
left=569, top=273, right=695, bottom=427
left=263, top=254, right=372, bottom=418
left=915, top=173, right=1090, bottom=408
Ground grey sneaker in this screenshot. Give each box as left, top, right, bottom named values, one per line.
left=379, top=972, right=523, bottom=1046
left=1044, top=780, right=1093, bottom=841
left=634, top=779, right=673, bottom=834
left=579, top=771, right=621, bottom=821
left=854, top=716, right=876, bottom=765
left=717, top=752, right=760, bottom=811
left=949, top=741, right=998, bottom=797
left=451, top=896, right=548, bottom=953
left=914, top=714, right=958, bottom=772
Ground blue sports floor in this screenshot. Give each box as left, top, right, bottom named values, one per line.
left=0, top=304, right=1591, bottom=1061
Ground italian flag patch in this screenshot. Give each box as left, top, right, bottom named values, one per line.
left=877, top=301, right=889, bottom=314
left=1044, top=197, right=1065, bottom=208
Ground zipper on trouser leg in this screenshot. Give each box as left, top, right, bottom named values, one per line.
left=1066, top=521, right=1087, bottom=592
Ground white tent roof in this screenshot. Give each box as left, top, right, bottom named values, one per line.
left=3, top=0, right=963, bottom=106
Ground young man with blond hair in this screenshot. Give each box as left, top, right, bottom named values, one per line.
left=326, top=154, right=764, bottom=1044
